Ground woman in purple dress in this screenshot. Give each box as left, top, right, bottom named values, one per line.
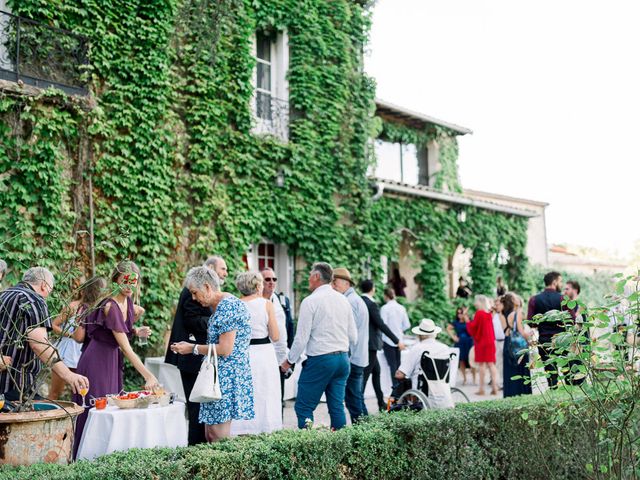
left=72, top=260, right=159, bottom=457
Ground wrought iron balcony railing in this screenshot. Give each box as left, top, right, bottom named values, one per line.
left=254, top=92, right=289, bottom=141
left=0, top=10, right=89, bottom=95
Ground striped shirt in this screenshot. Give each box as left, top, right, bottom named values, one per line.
left=0, top=283, right=52, bottom=395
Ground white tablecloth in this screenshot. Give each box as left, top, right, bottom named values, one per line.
left=144, top=357, right=186, bottom=402
left=76, top=402, right=188, bottom=460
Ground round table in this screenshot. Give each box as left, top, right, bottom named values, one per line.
left=76, top=402, right=188, bottom=460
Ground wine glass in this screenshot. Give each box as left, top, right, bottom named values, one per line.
left=79, top=387, right=89, bottom=408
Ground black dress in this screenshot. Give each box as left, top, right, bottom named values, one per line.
left=502, top=309, right=532, bottom=398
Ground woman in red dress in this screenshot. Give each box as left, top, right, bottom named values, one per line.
left=466, top=295, right=498, bottom=395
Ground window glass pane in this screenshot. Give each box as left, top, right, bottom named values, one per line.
left=401, top=143, right=419, bottom=185
left=258, top=244, right=266, bottom=256
left=258, top=258, right=266, bottom=271
left=256, top=91, right=272, bottom=120
left=267, top=244, right=275, bottom=257
left=374, top=140, right=402, bottom=182
left=256, top=32, right=272, bottom=62
left=257, top=62, right=271, bottom=92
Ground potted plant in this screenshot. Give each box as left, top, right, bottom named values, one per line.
left=0, top=267, right=92, bottom=466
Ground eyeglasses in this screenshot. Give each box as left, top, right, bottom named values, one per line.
left=264, top=278, right=277, bottom=282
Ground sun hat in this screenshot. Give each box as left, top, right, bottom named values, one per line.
left=333, top=267, right=354, bottom=286
left=411, top=318, right=442, bottom=336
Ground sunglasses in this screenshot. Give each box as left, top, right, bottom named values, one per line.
left=263, top=277, right=277, bottom=282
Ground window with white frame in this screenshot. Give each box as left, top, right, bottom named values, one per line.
left=255, top=31, right=274, bottom=122
left=374, top=139, right=421, bottom=185
left=253, top=29, right=289, bottom=140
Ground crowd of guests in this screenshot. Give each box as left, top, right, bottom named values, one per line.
left=0, top=255, right=590, bottom=451
left=445, top=271, right=585, bottom=397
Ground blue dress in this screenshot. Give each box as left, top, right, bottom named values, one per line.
left=451, top=320, right=474, bottom=364
left=199, top=295, right=254, bottom=425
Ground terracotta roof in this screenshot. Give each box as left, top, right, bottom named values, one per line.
left=550, top=245, right=574, bottom=255
left=375, top=99, right=472, bottom=136
left=375, top=178, right=538, bottom=217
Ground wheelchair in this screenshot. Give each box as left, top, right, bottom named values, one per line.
left=388, top=350, right=470, bottom=412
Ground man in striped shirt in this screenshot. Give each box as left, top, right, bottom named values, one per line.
left=0, top=267, right=89, bottom=402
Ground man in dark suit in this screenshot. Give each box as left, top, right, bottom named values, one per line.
left=165, top=256, right=228, bottom=445
left=527, top=271, right=563, bottom=388
left=359, top=279, right=405, bottom=412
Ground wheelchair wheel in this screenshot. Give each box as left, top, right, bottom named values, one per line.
left=451, top=387, right=470, bottom=404
left=396, top=389, right=430, bottom=410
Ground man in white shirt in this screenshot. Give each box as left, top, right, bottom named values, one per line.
left=261, top=267, right=289, bottom=406
left=281, top=262, right=357, bottom=430
left=381, top=288, right=410, bottom=389
left=395, top=319, right=451, bottom=389
left=332, top=267, right=369, bottom=423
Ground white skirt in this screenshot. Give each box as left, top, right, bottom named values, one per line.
left=231, top=343, right=283, bottom=435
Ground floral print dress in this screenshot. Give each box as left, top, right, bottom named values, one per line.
left=199, top=295, right=254, bottom=425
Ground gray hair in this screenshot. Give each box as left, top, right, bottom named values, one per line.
left=0, top=259, right=7, bottom=277
left=203, top=255, right=224, bottom=270
left=22, top=267, right=55, bottom=288
left=185, top=266, right=220, bottom=292
left=236, top=271, right=263, bottom=296
left=474, top=294, right=492, bottom=312
left=311, top=262, right=333, bottom=284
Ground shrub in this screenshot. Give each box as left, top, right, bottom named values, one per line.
left=0, top=394, right=592, bottom=480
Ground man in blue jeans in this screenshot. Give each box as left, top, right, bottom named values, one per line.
left=332, top=267, right=369, bottom=423
left=281, top=262, right=357, bottom=429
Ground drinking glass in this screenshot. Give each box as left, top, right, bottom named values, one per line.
left=0, top=394, right=4, bottom=411
left=79, top=387, right=89, bottom=408
left=137, top=326, right=150, bottom=346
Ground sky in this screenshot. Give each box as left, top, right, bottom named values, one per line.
left=365, top=0, right=639, bottom=259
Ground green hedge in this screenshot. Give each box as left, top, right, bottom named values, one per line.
left=1, top=395, right=591, bottom=480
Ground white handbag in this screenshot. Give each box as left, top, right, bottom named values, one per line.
left=189, top=343, right=222, bottom=403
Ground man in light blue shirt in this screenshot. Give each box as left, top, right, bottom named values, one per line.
left=281, top=262, right=357, bottom=430
left=332, top=267, right=369, bottom=423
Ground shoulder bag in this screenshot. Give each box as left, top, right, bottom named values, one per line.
left=507, top=311, right=529, bottom=363
left=189, top=343, right=222, bottom=403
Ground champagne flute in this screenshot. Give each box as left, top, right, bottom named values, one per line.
left=0, top=394, right=5, bottom=411
left=79, top=387, right=89, bottom=408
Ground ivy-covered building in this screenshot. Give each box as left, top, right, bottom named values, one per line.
left=0, top=0, right=543, bottom=334
left=370, top=100, right=548, bottom=303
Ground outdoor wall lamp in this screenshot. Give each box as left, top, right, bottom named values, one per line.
left=275, top=168, right=285, bottom=188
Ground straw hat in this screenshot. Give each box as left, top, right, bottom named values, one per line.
left=411, top=318, right=442, bottom=336
left=333, top=267, right=354, bottom=286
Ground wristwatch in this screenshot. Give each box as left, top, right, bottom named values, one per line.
left=192, top=343, right=200, bottom=355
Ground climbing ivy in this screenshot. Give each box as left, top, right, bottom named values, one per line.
left=362, top=194, right=530, bottom=324
left=0, top=0, right=530, bottom=351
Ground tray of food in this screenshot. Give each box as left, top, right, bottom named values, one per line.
left=107, top=387, right=173, bottom=409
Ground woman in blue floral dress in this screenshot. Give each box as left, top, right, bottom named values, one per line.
left=171, top=266, right=254, bottom=442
